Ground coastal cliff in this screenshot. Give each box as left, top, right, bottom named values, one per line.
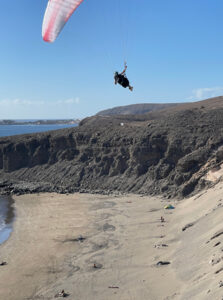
left=1, top=97, right=223, bottom=197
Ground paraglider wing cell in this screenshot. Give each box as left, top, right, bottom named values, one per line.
left=42, top=0, right=84, bottom=43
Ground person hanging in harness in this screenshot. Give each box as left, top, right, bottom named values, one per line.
left=114, top=62, right=133, bottom=91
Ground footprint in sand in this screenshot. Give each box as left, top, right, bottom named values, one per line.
left=91, top=241, right=108, bottom=251
left=103, top=223, right=116, bottom=232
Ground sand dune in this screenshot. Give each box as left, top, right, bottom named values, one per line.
left=1, top=185, right=223, bottom=299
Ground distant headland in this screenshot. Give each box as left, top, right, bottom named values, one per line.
left=0, top=119, right=80, bottom=125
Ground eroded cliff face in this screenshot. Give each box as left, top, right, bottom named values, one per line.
left=1, top=105, right=223, bottom=197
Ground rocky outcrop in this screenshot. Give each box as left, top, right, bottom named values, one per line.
left=1, top=98, right=223, bottom=197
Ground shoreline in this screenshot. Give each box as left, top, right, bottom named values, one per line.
left=1, top=188, right=223, bottom=299
left=0, top=196, right=14, bottom=245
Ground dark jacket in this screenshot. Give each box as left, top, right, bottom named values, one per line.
left=114, top=74, right=129, bottom=88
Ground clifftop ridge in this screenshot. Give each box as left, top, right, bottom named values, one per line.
left=1, top=96, right=223, bottom=197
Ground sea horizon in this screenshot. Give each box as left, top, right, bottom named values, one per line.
left=0, top=123, right=78, bottom=138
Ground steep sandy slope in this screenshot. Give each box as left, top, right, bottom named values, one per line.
left=1, top=182, right=223, bottom=299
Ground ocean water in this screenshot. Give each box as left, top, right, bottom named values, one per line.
left=0, top=196, right=14, bottom=244
left=0, top=124, right=77, bottom=138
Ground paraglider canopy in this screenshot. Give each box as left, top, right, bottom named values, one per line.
left=42, top=0, right=84, bottom=43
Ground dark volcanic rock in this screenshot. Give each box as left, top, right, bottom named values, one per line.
left=156, top=261, right=171, bottom=266
left=1, top=97, right=223, bottom=197
left=182, top=223, right=194, bottom=231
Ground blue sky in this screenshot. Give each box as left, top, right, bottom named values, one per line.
left=1, top=0, right=223, bottom=119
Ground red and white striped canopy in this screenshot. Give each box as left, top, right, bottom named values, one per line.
left=42, top=0, right=84, bottom=43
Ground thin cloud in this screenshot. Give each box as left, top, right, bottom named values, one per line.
left=0, top=99, right=33, bottom=106
left=0, top=98, right=81, bottom=119
left=188, top=87, right=223, bottom=101
left=56, top=98, right=80, bottom=104
left=0, top=98, right=80, bottom=106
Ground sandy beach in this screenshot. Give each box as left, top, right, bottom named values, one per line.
left=1, top=185, right=223, bottom=300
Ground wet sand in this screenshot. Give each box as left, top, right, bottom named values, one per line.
left=1, top=186, right=223, bottom=299
left=0, top=196, right=14, bottom=244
